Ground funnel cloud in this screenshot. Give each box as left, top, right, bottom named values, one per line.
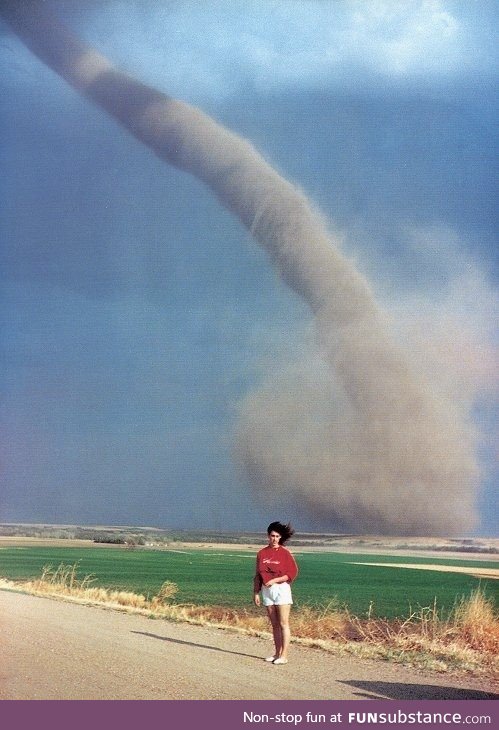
left=1, top=1, right=480, bottom=535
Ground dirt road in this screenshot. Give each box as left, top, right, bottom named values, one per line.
left=0, top=590, right=496, bottom=700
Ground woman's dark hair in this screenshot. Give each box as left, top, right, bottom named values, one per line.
left=267, top=521, right=295, bottom=545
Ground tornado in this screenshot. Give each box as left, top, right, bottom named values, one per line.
left=1, top=1, right=479, bottom=535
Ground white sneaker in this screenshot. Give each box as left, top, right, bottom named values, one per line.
left=273, top=657, right=288, bottom=665
left=265, top=656, right=276, bottom=662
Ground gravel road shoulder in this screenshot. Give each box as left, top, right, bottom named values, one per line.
left=1, top=590, right=497, bottom=700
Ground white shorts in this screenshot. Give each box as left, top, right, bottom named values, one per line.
left=261, top=582, right=293, bottom=606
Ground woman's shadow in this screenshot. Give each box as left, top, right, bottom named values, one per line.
left=339, top=680, right=499, bottom=700
left=131, top=630, right=262, bottom=660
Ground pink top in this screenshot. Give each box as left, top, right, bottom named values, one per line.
left=254, top=544, right=298, bottom=592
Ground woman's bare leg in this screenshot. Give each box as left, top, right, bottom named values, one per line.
left=276, top=604, right=291, bottom=660
left=266, top=605, right=282, bottom=657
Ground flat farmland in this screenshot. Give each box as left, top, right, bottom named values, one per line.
left=0, top=544, right=497, bottom=619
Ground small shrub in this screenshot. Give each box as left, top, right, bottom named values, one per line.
left=151, top=580, right=179, bottom=606
left=451, top=588, right=499, bottom=653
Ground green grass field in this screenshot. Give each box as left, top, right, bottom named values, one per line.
left=0, top=545, right=497, bottom=619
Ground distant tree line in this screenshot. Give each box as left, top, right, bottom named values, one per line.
left=1, top=523, right=496, bottom=553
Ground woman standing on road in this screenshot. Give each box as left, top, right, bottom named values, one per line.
left=253, top=521, right=298, bottom=665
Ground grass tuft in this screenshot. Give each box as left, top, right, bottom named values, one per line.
left=150, top=580, right=179, bottom=607
left=451, top=588, right=499, bottom=653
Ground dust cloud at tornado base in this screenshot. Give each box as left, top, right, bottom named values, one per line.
left=1, top=2, right=479, bottom=535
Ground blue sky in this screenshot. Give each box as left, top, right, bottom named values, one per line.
left=0, top=0, right=497, bottom=534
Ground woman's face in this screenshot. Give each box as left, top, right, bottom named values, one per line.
left=268, top=530, right=281, bottom=548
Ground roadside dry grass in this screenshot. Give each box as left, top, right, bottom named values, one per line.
left=1, top=563, right=497, bottom=680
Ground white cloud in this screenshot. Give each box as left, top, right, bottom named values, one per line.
left=349, top=0, right=461, bottom=75
left=73, top=0, right=492, bottom=100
